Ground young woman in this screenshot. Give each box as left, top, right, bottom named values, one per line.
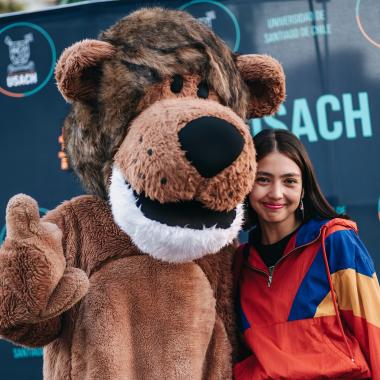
left=234, top=129, right=380, bottom=379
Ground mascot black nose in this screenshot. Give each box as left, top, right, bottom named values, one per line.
left=178, top=116, right=245, bottom=178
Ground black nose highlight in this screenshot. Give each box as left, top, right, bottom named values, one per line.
left=178, top=116, right=244, bottom=178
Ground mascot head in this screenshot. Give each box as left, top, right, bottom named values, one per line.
left=55, top=7, right=285, bottom=262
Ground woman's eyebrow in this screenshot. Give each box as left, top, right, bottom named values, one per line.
left=256, top=171, right=301, bottom=178
left=281, top=173, right=301, bottom=178
left=256, top=171, right=273, bottom=176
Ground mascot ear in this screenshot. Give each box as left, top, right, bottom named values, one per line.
left=55, top=39, right=116, bottom=103
left=236, top=54, right=286, bottom=119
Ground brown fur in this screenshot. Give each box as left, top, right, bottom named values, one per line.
left=100, top=8, right=246, bottom=115
left=55, top=39, right=116, bottom=103
left=0, top=8, right=286, bottom=379
left=1, top=195, right=236, bottom=379
left=137, top=74, right=221, bottom=112
left=56, top=8, right=284, bottom=199
left=236, top=54, right=286, bottom=118
left=115, top=94, right=254, bottom=210
left=0, top=195, right=88, bottom=330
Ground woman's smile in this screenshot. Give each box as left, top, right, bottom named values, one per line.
left=249, top=151, right=303, bottom=240
left=262, top=202, right=285, bottom=210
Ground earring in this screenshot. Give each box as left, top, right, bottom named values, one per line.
left=299, top=199, right=304, bottom=220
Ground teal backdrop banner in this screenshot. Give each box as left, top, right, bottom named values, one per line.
left=0, top=0, right=379, bottom=378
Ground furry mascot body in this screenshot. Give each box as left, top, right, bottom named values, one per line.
left=0, top=8, right=285, bottom=379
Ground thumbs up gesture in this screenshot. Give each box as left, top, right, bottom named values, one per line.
left=6, top=193, right=63, bottom=250
left=0, top=194, right=89, bottom=328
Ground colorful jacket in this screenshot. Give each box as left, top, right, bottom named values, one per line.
left=234, top=218, right=380, bottom=379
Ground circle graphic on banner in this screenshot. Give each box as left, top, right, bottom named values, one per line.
left=179, top=0, right=240, bottom=52
left=0, top=22, right=56, bottom=97
left=0, top=207, right=49, bottom=246
left=356, top=0, right=380, bottom=48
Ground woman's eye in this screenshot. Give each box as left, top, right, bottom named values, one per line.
left=197, top=80, right=209, bottom=98
left=170, top=75, right=183, bottom=93
left=285, top=178, right=298, bottom=185
left=256, top=177, right=269, bottom=183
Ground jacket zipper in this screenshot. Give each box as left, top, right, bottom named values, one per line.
left=268, top=266, right=275, bottom=287
left=246, top=230, right=323, bottom=288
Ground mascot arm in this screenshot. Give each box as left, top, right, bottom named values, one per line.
left=214, top=244, right=240, bottom=362
left=0, top=194, right=89, bottom=347
left=197, top=244, right=239, bottom=361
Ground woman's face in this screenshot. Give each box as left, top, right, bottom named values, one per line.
left=249, top=151, right=303, bottom=228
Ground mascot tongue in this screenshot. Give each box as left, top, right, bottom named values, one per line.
left=133, top=191, right=236, bottom=230
left=109, top=166, right=244, bottom=263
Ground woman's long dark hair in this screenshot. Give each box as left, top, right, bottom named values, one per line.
left=244, top=128, right=348, bottom=229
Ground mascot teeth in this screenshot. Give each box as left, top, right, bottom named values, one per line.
left=110, top=166, right=244, bottom=263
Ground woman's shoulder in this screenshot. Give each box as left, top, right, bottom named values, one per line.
left=297, top=217, right=357, bottom=244
left=322, top=218, right=376, bottom=276
left=322, top=217, right=358, bottom=234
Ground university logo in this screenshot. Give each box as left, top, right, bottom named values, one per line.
left=197, top=10, right=216, bottom=28
left=179, top=0, right=241, bottom=52
left=0, top=22, right=56, bottom=98
left=4, top=33, right=38, bottom=88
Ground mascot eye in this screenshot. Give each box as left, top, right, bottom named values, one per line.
left=170, top=75, right=183, bottom=94
left=197, top=80, right=209, bottom=99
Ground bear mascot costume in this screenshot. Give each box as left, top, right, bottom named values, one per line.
left=0, top=7, right=285, bottom=379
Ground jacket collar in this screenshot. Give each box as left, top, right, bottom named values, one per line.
left=248, top=218, right=326, bottom=249
left=294, top=219, right=328, bottom=248
left=246, top=218, right=357, bottom=271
